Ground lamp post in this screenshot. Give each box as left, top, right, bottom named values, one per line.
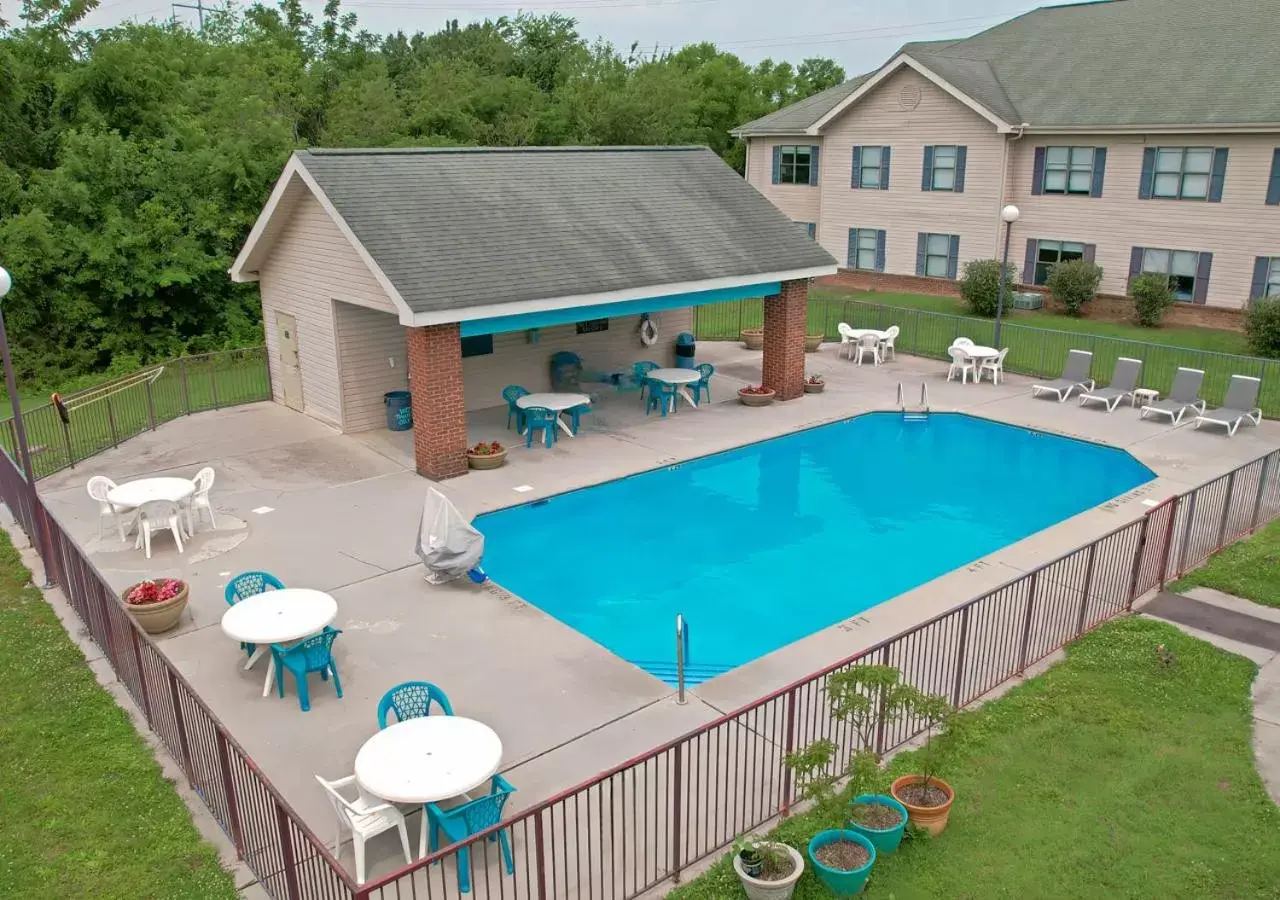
left=0, top=266, right=53, bottom=585
left=993, top=204, right=1020, bottom=349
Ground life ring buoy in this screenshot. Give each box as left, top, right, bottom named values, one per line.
left=639, top=314, right=659, bottom=347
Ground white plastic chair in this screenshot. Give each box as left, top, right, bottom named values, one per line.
left=879, top=325, right=900, bottom=361
left=980, top=348, right=1009, bottom=384
left=86, top=475, right=134, bottom=542
left=855, top=332, right=881, bottom=367
left=135, top=499, right=185, bottom=559
left=953, top=337, right=975, bottom=349
left=186, top=466, right=217, bottom=533
left=836, top=322, right=858, bottom=360
left=315, top=775, right=413, bottom=884
left=947, top=347, right=976, bottom=384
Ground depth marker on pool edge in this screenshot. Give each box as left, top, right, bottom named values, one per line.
left=252, top=506, right=275, bottom=515
left=513, top=485, right=533, bottom=493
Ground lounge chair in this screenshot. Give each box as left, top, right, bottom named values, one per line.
left=1140, top=367, right=1206, bottom=424
left=1078, top=357, right=1143, bottom=412
left=1193, top=375, right=1262, bottom=436
left=1031, top=349, right=1095, bottom=402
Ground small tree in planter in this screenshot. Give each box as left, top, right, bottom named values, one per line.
left=890, top=687, right=958, bottom=835
left=1130, top=272, right=1175, bottom=328
left=1046, top=259, right=1103, bottom=317
left=731, top=833, right=804, bottom=900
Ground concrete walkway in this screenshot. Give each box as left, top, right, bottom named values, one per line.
left=1139, top=587, right=1280, bottom=806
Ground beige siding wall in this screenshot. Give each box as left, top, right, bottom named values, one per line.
left=335, top=302, right=408, bottom=432
left=462, top=310, right=692, bottom=411
left=1007, top=134, right=1280, bottom=308
left=745, top=138, right=823, bottom=228
left=257, top=189, right=399, bottom=428
left=817, top=68, right=1006, bottom=274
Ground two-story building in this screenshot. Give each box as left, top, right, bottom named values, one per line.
left=734, top=0, right=1280, bottom=317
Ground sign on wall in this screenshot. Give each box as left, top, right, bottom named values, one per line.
left=576, top=319, right=609, bottom=335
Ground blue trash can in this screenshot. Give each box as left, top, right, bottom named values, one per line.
left=384, top=391, right=412, bottom=431
left=675, top=331, right=696, bottom=370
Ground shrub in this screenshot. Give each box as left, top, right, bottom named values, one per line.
left=959, top=259, right=1015, bottom=317
left=1130, top=272, right=1175, bottom=327
left=1045, top=259, right=1103, bottom=317
left=1245, top=297, right=1280, bottom=358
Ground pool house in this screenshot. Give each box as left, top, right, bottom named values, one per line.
left=229, top=146, right=837, bottom=478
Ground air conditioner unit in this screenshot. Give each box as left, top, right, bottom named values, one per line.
left=1012, top=291, right=1044, bottom=310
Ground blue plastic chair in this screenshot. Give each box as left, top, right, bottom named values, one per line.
left=501, top=385, right=529, bottom=432
left=565, top=404, right=591, bottom=434
left=633, top=361, right=660, bottom=400
left=272, top=626, right=343, bottom=712
left=523, top=406, right=557, bottom=448
left=426, top=775, right=517, bottom=893
left=224, top=571, right=285, bottom=658
left=377, top=681, right=454, bottom=729
left=691, top=363, right=715, bottom=404
left=645, top=381, right=676, bottom=417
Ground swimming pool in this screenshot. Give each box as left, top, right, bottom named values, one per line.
left=477, top=413, right=1155, bottom=686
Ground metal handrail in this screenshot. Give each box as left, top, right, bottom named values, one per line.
left=675, top=613, right=688, bottom=705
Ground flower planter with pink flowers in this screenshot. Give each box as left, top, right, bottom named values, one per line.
left=467, top=441, right=508, bottom=470
left=738, top=386, right=776, bottom=407
left=122, top=578, right=189, bottom=634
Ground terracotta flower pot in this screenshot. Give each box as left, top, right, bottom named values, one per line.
left=467, top=448, right=508, bottom=470
left=890, top=774, right=955, bottom=836
left=738, top=389, right=776, bottom=407
left=741, top=329, right=764, bottom=351
left=732, top=842, right=804, bottom=900
left=122, top=582, right=189, bottom=635
left=804, top=334, right=824, bottom=352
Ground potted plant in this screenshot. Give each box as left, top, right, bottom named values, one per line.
left=121, top=578, right=189, bottom=634
left=466, top=440, right=508, bottom=470
left=741, top=328, right=764, bottom=350
left=890, top=688, right=957, bottom=836
left=738, top=385, right=776, bottom=407
left=807, top=829, right=876, bottom=897
left=731, top=834, right=804, bottom=900
left=804, top=333, right=825, bottom=352
left=804, top=374, right=825, bottom=394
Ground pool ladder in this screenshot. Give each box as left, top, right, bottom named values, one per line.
left=898, top=382, right=930, bottom=421
left=675, top=614, right=689, bottom=705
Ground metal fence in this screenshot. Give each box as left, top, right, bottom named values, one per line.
left=693, top=298, right=1280, bottom=416
left=0, top=347, right=271, bottom=480
left=2, top=413, right=1278, bottom=898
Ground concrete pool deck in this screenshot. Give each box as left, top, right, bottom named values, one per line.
left=35, top=340, right=1280, bottom=885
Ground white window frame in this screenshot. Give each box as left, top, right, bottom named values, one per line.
left=1042, top=147, right=1095, bottom=195
left=1151, top=147, right=1213, bottom=200
left=1142, top=247, right=1203, bottom=301
left=858, top=146, right=885, bottom=189
left=778, top=146, right=813, bottom=185
left=930, top=146, right=958, bottom=191
left=923, top=233, right=953, bottom=278
left=850, top=229, right=878, bottom=271
left=1034, top=240, right=1087, bottom=285
left=1267, top=257, right=1280, bottom=298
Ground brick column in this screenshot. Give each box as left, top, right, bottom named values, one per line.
left=761, top=279, right=808, bottom=401
left=405, top=323, right=468, bottom=480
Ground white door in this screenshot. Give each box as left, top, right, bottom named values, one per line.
left=275, top=311, right=304, bottom=411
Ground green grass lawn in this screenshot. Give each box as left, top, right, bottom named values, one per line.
left=1172, top=517, right=1280, bottom=608
left=669, top=617, right=1280, bottom=900
left=0, top=533, right=238, bottom=899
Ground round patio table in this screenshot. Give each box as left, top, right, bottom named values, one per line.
left=841, top=328, right=887, bottom=360
left=107, top=476, right=195, bottom=509
left=221, top=588, right=338, bottom=698
left=516, top=392, right=591, bottom=436
left=964, top=345, right=1001, bottom=384
left=355, top=716, right=503, bottom=856
left=646, top=368, right=701, bottom=412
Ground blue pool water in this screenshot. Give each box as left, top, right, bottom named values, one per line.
left=477, top=413, right=1154, bottom=685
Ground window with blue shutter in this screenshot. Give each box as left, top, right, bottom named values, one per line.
left=918, top=233, right=959, bottom=278
left=1137, top=247, right=1213, bottom=302
left=851, top=146, right=890, bottom=189
left=1038, top=146, right=1104, bottom=196
left=1141, top=147, right=1226, bottom=201
left=1251, top=257, right=1280, bottom=300
left=923, top=146, right=963, bottom=192
left=1267, top=149, right=1280, bottom=206
left=796, top=221, right=816, bottom=239
left=774, top=145, right=818, bottom=185
left=847, top=228, right=884, bottom=271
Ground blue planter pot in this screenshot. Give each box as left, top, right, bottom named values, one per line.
left=807, top=829, right=876, bottom=897
left=847, top=794, right=908, bottom=855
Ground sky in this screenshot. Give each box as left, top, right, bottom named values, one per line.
left=61, top=0, right=1042, bottom=73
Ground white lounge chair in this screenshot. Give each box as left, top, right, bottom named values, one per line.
left=879, top=325, right=900, bottom=361
left=1193, top=375, right=1262, bottom=436
left=86, top=475, right=135, bottom=542
left=979, top=348, right=1009, bottom=384
left=837, top=322, right=858, bottom=360
left=1031, top=349, right=1095, bottom=401
left=946, top=346, right=976, bottom=384
left=1140, top=367, right=1206, bottom=425
left=855, top=332, right=881, bottom=366
left=135, top=499, right=185, bottom=559
left=315, top=774, right=413, bottom=884
left=1079, top=357, right=1143, bottom=412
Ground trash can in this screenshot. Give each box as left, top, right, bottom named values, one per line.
left=675, top=331, right=696, bottom=370
left=383, top=390, right=413, bottom=431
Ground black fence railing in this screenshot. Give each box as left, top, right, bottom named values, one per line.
left=0, top=348, right=271, bottom=480
left=693, top=298, right=1280, bottom=416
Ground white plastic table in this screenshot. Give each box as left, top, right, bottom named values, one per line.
left=355, top=716, right=504, bottom=856
left=516, top=393, right=591, bottom=436
left=220, top=588, right=338, bottom=697
left=842, top=329, right=888, bottom=360
left=964, top=346, right=1000, bottom=384
left=107, top=477, right=195, bottom=509
left=647, top=368, right=701, bottom=412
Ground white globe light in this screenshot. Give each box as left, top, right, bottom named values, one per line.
left=1001, top=204, right=1021, bottom=224
left=0, top=267, right=10, bottom=299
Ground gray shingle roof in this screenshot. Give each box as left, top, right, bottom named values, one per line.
left=735, top=0, right=1280, bottom=134
left=296, top=147, right=835, bottom=316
